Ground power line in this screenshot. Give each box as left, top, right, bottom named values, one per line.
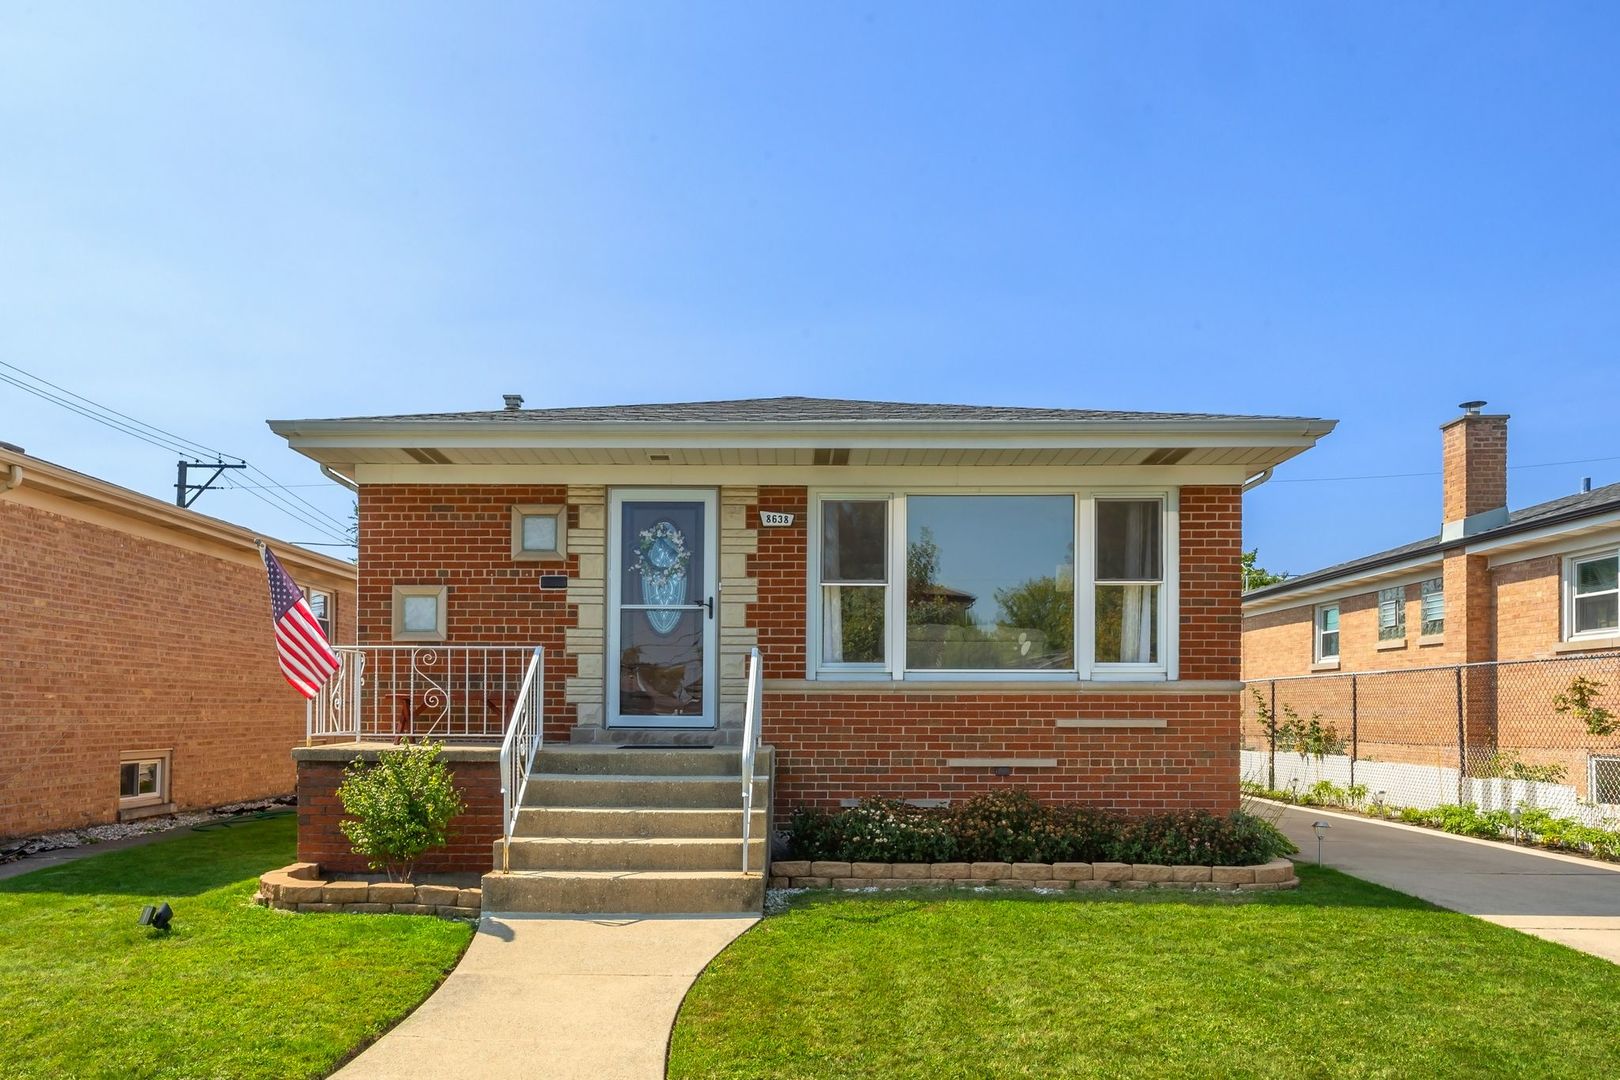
left=1273, top=453, right=1620, bottom=484
left=0, top=360, right=348, bottom=539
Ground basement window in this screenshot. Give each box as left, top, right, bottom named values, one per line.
left=119, top=750, right=170, bottom=811
left=1592, top=756, right=1620, bottom=806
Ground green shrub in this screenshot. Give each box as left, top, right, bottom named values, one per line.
left=1111, top=810, right=1297, bottom=866
left=785, top=789, right=1298, bottom=867
left=337, top=741, right=466, bottom=881
left=785, top=799, right=956, bottom=863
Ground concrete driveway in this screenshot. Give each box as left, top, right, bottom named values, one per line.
left=334, top=913, right=756, bottom=1079
left=1275, top=804, right=1620, bottom=963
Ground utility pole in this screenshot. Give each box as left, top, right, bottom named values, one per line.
left=175, top=460, right=246, bottom=507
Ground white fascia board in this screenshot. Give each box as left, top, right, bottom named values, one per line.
left=1474, top=511, right=1620, bottom=566
left=350, top=462, right=1255, bottom=487
left=268, top=417, right=1336, bottom=452
left=1242, top=552, right=1444, bottom=616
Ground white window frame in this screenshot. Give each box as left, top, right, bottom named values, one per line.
left=306, top=587, right=334, bottom=642
left=806, top=487, right=1178, bottom=683
left=810, top=493, right=895, bottom=678
left=1590, top=754, right=1620, bottom=807
left=1314, top=602, right=1341, bottom=663
left=1564, top=547, right=1620, bottom=642
left=392, top=584, right=448, bottom=642
left=119, top=749, right=171, bottom=810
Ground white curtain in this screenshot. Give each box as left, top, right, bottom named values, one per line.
left=823, top=587, right=845, bottom=662
left=1119, top=585, right=1155, bottom=663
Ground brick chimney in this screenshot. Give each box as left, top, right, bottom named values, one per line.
left=1440, top=400, right=1509, bottom=540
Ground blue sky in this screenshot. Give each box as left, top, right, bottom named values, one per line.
left=3, top=3, right=1617, bottom=570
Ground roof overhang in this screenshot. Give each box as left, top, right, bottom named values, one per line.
left=267, top=416, right=1338, bottom=480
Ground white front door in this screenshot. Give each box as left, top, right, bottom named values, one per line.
left=606, top=488, right=719, bottom=729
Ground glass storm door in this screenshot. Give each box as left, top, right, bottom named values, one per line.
left=606, top=489, right=719, bottom=728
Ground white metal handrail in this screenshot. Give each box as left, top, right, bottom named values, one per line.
left=305, top=644, right=542, bottom=743
left=498, top=647, right=546, bottom=872
left=740, top=647, right=764, bottom=874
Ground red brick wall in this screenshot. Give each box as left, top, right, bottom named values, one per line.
left=1179, top=486, right=1243, bottom=681
left=765, top=691, right=1238, bottom=814
left=749, top=486, right=809, bottom=679
left=295, top=757, right=501, bottom=874
left=358, top=484, right=575, bottom=741
left=1, top=499, right=356, bottom=840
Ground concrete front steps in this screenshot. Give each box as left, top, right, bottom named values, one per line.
left=481, top=746, right=771, bottom=916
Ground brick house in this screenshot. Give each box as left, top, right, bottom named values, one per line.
left=0, top=444, right=357, bottom=841
left=1242, top=403, right=1620, bottom=806
left=269, top=396, right=1334, bottom=912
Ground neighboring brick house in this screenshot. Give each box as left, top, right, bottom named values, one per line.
left=270, top=395, right=1334, bottom=833
left=1242, top=403, right=1620, bottom=806
left=1245, top=403, right=1620, bottom=675
left=0, top=444, right=356, bottom=841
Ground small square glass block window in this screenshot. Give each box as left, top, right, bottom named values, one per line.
left=511, top=505, right=567, bottom=561
left=392, top=585, right=448, bottom=640
left=403, top=595, right=439, bottom=633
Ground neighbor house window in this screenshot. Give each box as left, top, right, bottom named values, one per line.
left=1592, top=755, right=1620, bottom=806
left=1377, top=586, right=1405, bottom=641
left=906, top=495, right=1075, bottom=672
left=392, top=584, right=448, bottom=641
left=1093, top=499, right=1163, bottom=666
left=511, top=505, right=567, bottom=561
left=1315, top=604, right=1340, bottom=662
left=1420, top=577, right=1445, bottom=636
left=1566, top=550, right=1619, bottom=639
left=820, top=499, right=889, bottom=666
left=307, top=589, right=333, bottom=641
left=119, top=750, right=170, bottom=810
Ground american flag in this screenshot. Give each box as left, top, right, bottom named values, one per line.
left=260, top=542, right=340, bottom=699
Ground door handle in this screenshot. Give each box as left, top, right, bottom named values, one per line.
left=705, top=596, right=715, bottom=620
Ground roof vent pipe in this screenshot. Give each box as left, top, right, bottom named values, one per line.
left=1459, top=400, right=1487, bottom=415
left=503, top=394, right=524, bottom=411
left=1583, top=477, right=1593, bottom=493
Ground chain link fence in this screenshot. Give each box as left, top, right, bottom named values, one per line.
left=1242, top=653, right=1620, bottom=826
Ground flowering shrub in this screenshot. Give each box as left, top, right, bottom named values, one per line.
left=785, top=788, right=1297, bottom=866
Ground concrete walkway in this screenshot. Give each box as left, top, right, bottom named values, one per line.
left=1276, top=804, right=1620, bottom=963
left=333, top=913, right=757, bottom=1079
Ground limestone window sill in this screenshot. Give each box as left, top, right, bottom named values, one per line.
left=1417, top=634, right=1446, bottom=647
left=1376, top=638, right=1408, bottom=652
left=1309, top=660, right=1340, bottom=673
left=1553, top=636, right=1620, bottom=655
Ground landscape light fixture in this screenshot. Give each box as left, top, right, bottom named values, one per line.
left=1510, top=805, right=1523, bottom=844
left=1372, top=791, right=1388, bottom=819
left=138, top=902, right=174, bottom=932
left=1311, top=821, right=1331, bottom=866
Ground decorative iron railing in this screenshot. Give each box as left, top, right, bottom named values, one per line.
left=740, top=647, right=764, bottom=874
left=306, top=645, right=545, bottom=743
left=498, top=648, right=546, bottom=871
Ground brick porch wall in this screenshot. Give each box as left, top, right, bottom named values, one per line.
left=295, top=757, right=501, bottom=874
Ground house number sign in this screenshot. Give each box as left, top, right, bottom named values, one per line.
left=760, top=511, right=796, bottom=528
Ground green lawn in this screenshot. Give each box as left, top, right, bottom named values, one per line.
left=0, top=815, right=472, bottom=1080
left=670, top=870, right=1620, bottom=1079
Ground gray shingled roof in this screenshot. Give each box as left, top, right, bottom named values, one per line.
left=315, top=396, right=1323, bottom=425
left=1246, top=480, right=1620, bottom=600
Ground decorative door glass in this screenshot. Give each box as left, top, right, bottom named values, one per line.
left=617, top=500, right=707, bottom=718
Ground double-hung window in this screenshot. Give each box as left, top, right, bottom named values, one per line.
left=1566, top=550, right=1619, bottom=640
left=1315, top=603, right=1340, bottom=663
left=808, top=490, right=1170, bottom=679
left=1377, top=586, right=1405, bottom=641
left=1092, top=498, right=1164, bottom=668
left=819, top=499, right=889, bottom=667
